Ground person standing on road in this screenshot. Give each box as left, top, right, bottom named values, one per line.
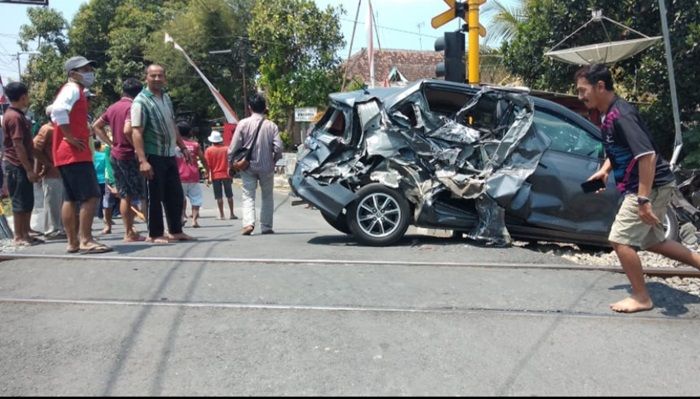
left=93, top=77, right=145, bottom=242
left=576, top=64, right=700, bottom=313
left=50, top=56, right=111, bottom=254
left=131, top=64, right=194, bottom=243
left=33, top=106, right=65, bottom=240
left=176, top=120, right=208, bottom=228
left=2, top=82, right=40, bottom=246
left=228, top=93, right=283, bottom=235
left=204, top=130, right=237, bottom=220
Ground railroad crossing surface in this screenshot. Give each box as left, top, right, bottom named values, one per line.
left=1, top=188, right=699, bottom=395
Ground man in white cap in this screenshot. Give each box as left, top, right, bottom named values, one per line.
left=204, top=129, right=237, bottom=220
left=50, top=55, right=112, bottom=254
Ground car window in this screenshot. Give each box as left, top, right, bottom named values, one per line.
left=313, top=106, right=353, bottom=143
left=534, top=111, right=604, bottom=158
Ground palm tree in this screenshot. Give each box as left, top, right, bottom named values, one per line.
left=482, top=0, right=528, bottom=47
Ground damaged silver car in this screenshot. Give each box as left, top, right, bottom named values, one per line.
left=290, top=80, right=690, bottom=247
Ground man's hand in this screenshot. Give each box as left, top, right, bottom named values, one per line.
left=587, top=169, right=609, bottom=194
left=26, top=170, right=39, bottom=183
left=638, top=202, right=661, bottom=226
left=36, top=164, right=47, bottom=178
left=139, top=160, right=154, bottom=180
left=63, top=135, right=86, bottom=151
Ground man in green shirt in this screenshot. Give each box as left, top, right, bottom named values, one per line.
left=131, top=64, right=194, bottom=243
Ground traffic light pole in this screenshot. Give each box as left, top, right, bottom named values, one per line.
left=467, top=0, right=485, bottom=85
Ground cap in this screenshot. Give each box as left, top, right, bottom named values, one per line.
left=64, top=56, right=96, bottom=74
left=208, top=131, right=223, bottom=143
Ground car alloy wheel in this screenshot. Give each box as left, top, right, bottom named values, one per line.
left=348, top=184, right=410, bottom=246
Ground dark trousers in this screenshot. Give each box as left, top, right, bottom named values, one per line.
left=146, top=155, right=184, bottom=237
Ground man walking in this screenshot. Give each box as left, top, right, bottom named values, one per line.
left=204, top=130, right=237, bottom=220
left=33, top=106, right=65, bottom=240
left=228, top=93, right=283, bottom=235
left=577, top=64, right=700, bottom=313
left=93, top=77, right=145, bottom=242
left=2, top=82, right=39, bottom=246
left=51, top=55, right=111, bottom=254
left=131, top=64, right=194, bottom=243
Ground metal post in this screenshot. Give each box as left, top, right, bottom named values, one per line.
left=467, top=0, right=481, bottom=84
left=16, top=53, right=21, bottom=82
left=658, top=0, right=683, bottom=168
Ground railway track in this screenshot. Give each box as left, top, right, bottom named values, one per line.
left=2, top=252, right=699, bottom=279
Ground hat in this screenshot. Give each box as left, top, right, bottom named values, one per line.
left=64, top=56, right=96, bottom=74
left=208, top=131, right=223, bottom=143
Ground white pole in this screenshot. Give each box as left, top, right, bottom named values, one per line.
left=367, top=0, right=375, bottom=89
left=658, top=0, right=683, bottom=168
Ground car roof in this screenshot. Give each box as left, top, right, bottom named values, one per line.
left=329, top=79, right=599, bottom=136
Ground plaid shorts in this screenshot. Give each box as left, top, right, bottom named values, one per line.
left=112, top=157, right=145, bottom=198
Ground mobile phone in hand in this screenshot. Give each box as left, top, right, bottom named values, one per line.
left=581, top=179, right=606, bottom=193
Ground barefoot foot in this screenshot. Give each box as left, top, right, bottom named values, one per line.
left=610, top=296, right=654, bottom=313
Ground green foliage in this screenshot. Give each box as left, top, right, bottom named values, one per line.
left=279, top=131, right=294, bottom=151
left=248, top=0, right=345, bottom=133
left=501, top=0, right=700, bottom=166
left=144, top=0, right=257, bottom=123
left=18, top=8, right=69, bottom=122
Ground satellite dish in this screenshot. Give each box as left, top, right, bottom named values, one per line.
left=545, top=10, right=660, bottom=65
left=545, top=36, right=661, bottom=65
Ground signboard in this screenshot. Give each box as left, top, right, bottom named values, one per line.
left=0, top=0, right=48, bottom=5
left=294, top=107, right=317, bottom=123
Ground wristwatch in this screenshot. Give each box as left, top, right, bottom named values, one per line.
left=637, top=196, right=651, bottom=206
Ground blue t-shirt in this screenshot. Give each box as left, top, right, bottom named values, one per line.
left=601, top=97, right=674, bottom=194
left=93, top=150, right=106, bottom=184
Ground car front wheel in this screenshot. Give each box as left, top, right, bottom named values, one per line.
left=348, top=184, right=410, bottom=246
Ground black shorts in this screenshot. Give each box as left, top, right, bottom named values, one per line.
left=112, top=157, right=145, bottom=198
left=212, top=178, right=233, bottom=199
left=58, top=162, right=101, bottom=202
left=5, top=163, right=34, bottom=213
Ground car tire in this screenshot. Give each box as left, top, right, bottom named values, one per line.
left=321, top=211, right=351, bottom=235
left=348, top=184, right=410, bottom=246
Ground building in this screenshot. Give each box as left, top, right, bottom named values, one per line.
left=343, top=48, right=444, bottom=88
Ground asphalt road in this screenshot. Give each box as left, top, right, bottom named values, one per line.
left=1, top=186, right=700, bottom=395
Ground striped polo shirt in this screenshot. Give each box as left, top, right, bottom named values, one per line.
left=130, top=87, right=178, bottom=157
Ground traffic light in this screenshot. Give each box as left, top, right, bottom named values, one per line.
left=434, top=31, right=465, bottom=83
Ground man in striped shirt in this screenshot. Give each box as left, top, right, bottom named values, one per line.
left=131, top=64, right=194, bottom=243
left=228, top=93, right=283, bottom=235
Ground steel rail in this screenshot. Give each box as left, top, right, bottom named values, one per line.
left=1, top=253, right=699, bottom=278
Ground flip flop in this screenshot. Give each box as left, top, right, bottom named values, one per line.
left=66, top=247, right=80, bottom=254
left=79, top=242, right=113, bottom=254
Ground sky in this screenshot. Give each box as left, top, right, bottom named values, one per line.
left=0, top=0, right=497, bottom=83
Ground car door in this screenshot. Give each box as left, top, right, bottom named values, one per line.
left=520, top=108, right=620, bottom=236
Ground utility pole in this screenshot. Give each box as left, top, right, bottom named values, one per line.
left=208, top=48, right=248, bottom=116
left=13, top=51, right=40, bottom=82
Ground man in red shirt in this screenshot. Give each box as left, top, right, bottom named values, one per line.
left=1, top=82, right=39, bottom=246
left=93, top=77, right=145, bottom=242
left=50, top=55, right=111, bottom=254
left=204, top=130, right=237, bottom=220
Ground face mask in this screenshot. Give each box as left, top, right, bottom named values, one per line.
left=79, top=72, right=96, bottom=87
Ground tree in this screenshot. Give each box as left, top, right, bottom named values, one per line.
left=482, top=0, right=529, bottom=47
left=145, top=0, right=258, bottom=128
left=248, top=0, right=345, bottom=134
left=501, top=0, right=700, bottom=165
left=18, top=7, right=69, bottom=123
left=68, top=0, right=187, bottom=114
